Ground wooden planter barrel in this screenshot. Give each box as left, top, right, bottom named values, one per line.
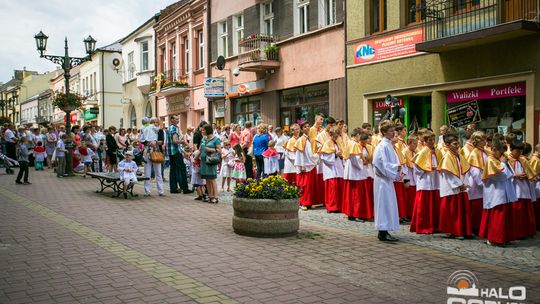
left=233, top=197, right=299, bottom=237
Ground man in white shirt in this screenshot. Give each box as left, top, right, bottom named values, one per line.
left=3, top=124, right=18, bottom=160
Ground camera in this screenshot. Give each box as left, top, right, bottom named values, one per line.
left=233, top=67, right=240, bottom=77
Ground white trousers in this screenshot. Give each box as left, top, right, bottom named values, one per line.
left=144, top=160, right=163, bottom=195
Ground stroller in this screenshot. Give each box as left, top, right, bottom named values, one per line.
left=0, top=152, right=19, bottom=174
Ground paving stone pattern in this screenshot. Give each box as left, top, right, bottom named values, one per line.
left=0, top=170, right=539, bottom=303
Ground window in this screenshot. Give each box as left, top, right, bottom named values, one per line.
left=296, top=1, right=309, bottom=34
left=323, top=0, right=336, bottom=25
left=198, top=31, right=204, bottom=69
left=93, top=72, right=97, bottom=94
left=371, top=0, right=387, bottom=33
left=261, top=2, right=274, bottom=35
left=89, top=74, right=93, bottom=94
left=233, top=97, right=261, bottom=126
left=218, top=21, right=228, bottom=57
left=184, top=37, right=190, bottom=73
left=171, top=42, right=177, bottom=76
left=453, top=0, right=481, bottom=13
left=407, top=0, right=426, bottom=24
left=141, top=41, right=149, bottom=71
left=128, top=51, right=134, bottom=80
left=233, top=15, right=244, bottom=55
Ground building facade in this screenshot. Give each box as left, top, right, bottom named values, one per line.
left=346, top=0, right=540, bottom=144
left=152, top=0, right=208, bottom=130
left=79, top=42, right=123, bottom=127
left=19, top=70, right=57, bottom=127
left=0, top=69, right=38, bottom=125
left=208, top=0, right=346, bottom=130
left=120, top=14, right=159, bottom=129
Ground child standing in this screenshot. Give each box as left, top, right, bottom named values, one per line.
left=231, top=144, right=247, bottom=185
left=263, top=140, right=279, bottom=176
left=79, top=141, right=96, bottom=177
left=320, top=128, right=345, bottom=213
left=191, top=150, right=207, bottom=201
left=118, top=151, right=138, bottom=199
left=56, top=134, right=68, bottom=178
left=220, top=141, right=234, bottom=191
left=16, top=137, right=30, bottom=185
left=402, top=135, right=418, bottom=220
left=33, top=141, right=47, bottom=171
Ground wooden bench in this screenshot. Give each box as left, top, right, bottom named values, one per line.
left=87, top=172, right=149, bottom=198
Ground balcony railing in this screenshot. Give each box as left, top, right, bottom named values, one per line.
left=149, top=68, right=189, bottom=93
left=238, top=34, right=280, bottom=67
left=422, top=0, right=539, bottom=41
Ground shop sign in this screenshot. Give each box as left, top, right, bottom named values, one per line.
left=84, top=109, right=97, bottom=120
left=354, top=28, right=424, bottom=65
left=64, top=113, right=78, bottom=123
left=447, top=100, right=481, bottom=128
left=446, top=83, right=526, bottom=103
left=228, top=80, right=265, bottom=98
left=204, top=77, right=225, bottom=98
left=373, top=98, right=404, bottom=110
left=166, top=94, right=185, bottom=114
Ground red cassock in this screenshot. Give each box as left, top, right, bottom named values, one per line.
left=512, top=199, right=537, bottom=239
left=479, top=203, right=515, bottom=244
left=283, top=173, right=297, bottom=185
left=394, top=182, right=407, bottom=219
left=362, top=178, right=374, bottom=220
left=324, top=178, right=343, bottom=212
left=410, top=190, right=441, bottom=234
left=405, top=185, right=416, bottom=218
left=317, top=173, right=326, bottom=205
left=297, top=169, right=318, bottom=207
left=342, top=180, right=362, bottom=218
left=438, top=192, right=473, bottom=237
left=469, top=198, right=484, bottom=233
left=535, top=200, right=540, bottom=231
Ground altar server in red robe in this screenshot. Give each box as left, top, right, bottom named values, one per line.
left=283, top=124, right=300, bottom=184
left=343, top=128, right=366, bottom=221
left=295, top=121, right=318, bottom=210
left=320, top=127, right=344, bottom=213
left=402, top=135, right=418, bottom=220
left=466, top=131, right=488, bottom=235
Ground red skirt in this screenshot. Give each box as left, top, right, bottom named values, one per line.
left=410, top=190, right=440, bottom=234
left=297, top=169, right=318, bottom=207
left=317, top=173, right=326, bottom=205
left=512, top=199, right=536, bottom=238
left=438, top=192, right=473, bottom=237
left=283, top=173, right=297, bottom=185
left=361, top=178, right=374, bottom=220
left=535, top=200, right=540, bottom=231
left=469, top=198, right=483, bottom=233
left=479, top=203, right=515, bottom=244
left=324, top=178, right=343, bottom=212
left=394, top=182, right=407, bottom=219
left=405, top=185, right=416, bottom=218
left=342, top=180, right=362, bottom=218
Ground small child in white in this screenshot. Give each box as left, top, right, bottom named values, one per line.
left=118, top=151, right=138, bottom=198
left=33, top=141, right=47, bottom=171
left=262, top=140, right=279, bottom=176
left=220, top=141, right=234, bottom=191
left=79, top=140, right=96, bottom=177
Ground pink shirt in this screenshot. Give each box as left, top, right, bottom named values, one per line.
left=240, top=128, right=253, bottom=149
left=230, top=132, right=241, bottom=148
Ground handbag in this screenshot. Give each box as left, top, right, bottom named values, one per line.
left=150, top=150, right=165, bottom=164
left=206, top=151, right=221, bottom=165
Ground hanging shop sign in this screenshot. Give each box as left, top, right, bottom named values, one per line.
left=446, top=83, right=526, bottom=103
left=228, top=80, right=265, bottom=98
left=84, top=109, right=97, bottom=120
left=354, top=28, right=424, bottom=65
left=204, top=77, right=226, bottom=98
left=447, top=100, right=481, bottom=128
left=373, top=97, right=404, bottom=110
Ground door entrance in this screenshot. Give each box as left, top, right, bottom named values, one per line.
left=407, top=96, right=432, bottom=132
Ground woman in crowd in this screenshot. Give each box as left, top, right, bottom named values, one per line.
left=45, top=127, right=58, bottom=169
left=200, top=124, right=222, bottom=204
left=252, top=123, right=270, bottom=178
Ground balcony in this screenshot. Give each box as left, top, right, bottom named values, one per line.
left=136, top=70, right=154, bottom=94
left=417, top=0, right=540, bottom=52
left=238, top=34, right=280, bottom=72
left=149, top=69, right=190, bottom=97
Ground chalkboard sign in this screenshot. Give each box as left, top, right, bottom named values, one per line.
left=447, top=100, right=481, bottom=128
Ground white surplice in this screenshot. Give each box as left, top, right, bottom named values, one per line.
left=295, top=138, right=317, bottom=173
left=320, top=143, right=344, bottom=181
left=344, top=154, right=364, bottom=181
left=483, top=163, right=517, bottom=209
left=414, top=154, right=440, bottom=191
left=373, top=137, right=401, bottom=231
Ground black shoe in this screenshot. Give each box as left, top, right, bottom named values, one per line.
left=348, top=216, right=356, bottom=221
left=378, top=231, right=398, bottom=242
left=182, top=189, right=194, bottom=194
left=123, top=192, right=128, bottom=199
left=23, top=182, right=31, bottom=185
left=15, top=181, right=23, bottom=185
left=170, top=190, right=182, bottom=194
left=194, top=196, right=203, bottom=201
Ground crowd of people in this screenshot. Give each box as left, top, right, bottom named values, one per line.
left=2, top=114, right=539, bottom=246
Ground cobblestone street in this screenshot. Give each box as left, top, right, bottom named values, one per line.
left=1, top=170, right=539, bottom=303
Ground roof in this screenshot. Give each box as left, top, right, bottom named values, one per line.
left=120, top=13, right=160, bottom=44
left=96, top=40, right=122, bottom=53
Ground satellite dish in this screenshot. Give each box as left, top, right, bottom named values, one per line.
left=216, top=56, right=225, bottom=70
left=184, top=96, right=191, bottom=107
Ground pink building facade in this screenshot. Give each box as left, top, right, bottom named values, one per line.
left=208, top=0, right=345, bottom=130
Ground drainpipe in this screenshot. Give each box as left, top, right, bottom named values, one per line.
left=101, top=51, right=105, bottom=126
left=207, top=0, right=212, bottom=123
left=343, top=0, right=348, bottom=124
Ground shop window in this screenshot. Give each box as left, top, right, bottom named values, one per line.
left=233, top=97, right=261, bottom=126
left=280, top=83, right=329, bottom=129
left=371, top=0, right=387, bottom=34
left=407, top=0, right=426, bottom=24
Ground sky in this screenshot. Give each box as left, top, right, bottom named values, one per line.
left=0, top=0, right=179, bottom=82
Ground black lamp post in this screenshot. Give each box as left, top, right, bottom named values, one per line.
left=34, top=30, right=96, bottom=176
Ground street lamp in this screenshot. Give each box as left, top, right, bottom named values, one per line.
left=34, top=30, right=96, bottom=176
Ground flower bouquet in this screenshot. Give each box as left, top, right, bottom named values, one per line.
left=52, top=92, right=84, bottom=111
